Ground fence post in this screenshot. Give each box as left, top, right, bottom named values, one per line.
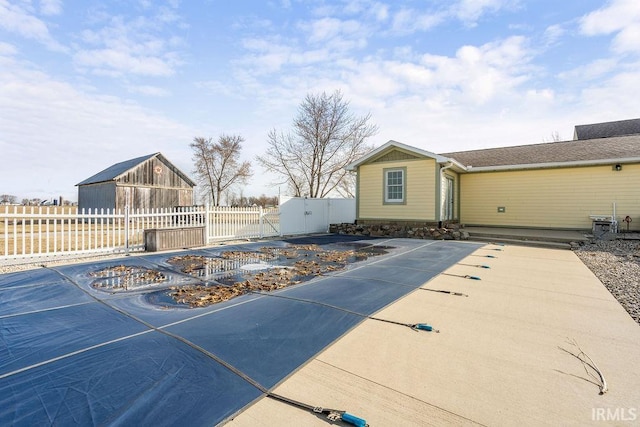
left=259, top=206, right=264, bottom=238
left=204, top=203, right=210, bottom=244
left=124, top=205, right=130, bottom=255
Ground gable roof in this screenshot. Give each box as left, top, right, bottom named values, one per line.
left=441, top=134, right=640, bottom=171
left=345, top=140, right=451, bottom=171
left=574, top=118, right=640, bottom=140
left=77, top=153, right=196, bottom=186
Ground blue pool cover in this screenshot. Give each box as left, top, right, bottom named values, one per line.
left=0, top=236, right=482, bottom=426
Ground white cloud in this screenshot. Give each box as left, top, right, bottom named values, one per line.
left=557, top=58, right=618, bottom=82
left=127, top=84, right=171, bottom=97
left=453, top=0, right=512, bottom=25
left=414, top=36, right=532, bottom=104
left=74, top=48, right=178, bottom=76
left=0, top=57, right=192, bottom=200
left=390, top=8, right=444, bottom=34
left=72, top=13, right=184, bottom=77
left=580, top=0, right=640, bottom=54
left=577, top=61, right=640, bottom=114
left=542, top=24, right=565, bottom=46
left=0, top=0, right=66, bottom=51
left=525, top=88, right=554, bottom=101
left=0, top=41, right=17, bottom=56
left=306, top=17, right=362, bottom=44
left=39, top=0, right=62, bottom=16
left=238, top=37, right=293, bottom=73
left=388, top=0, right=515, bottom=34
left=371, top=2, right=389, bottom=21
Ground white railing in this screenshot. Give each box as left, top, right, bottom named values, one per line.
left=0, top=205, right=280, bottom=262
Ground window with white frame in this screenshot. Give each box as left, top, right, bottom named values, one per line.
left=384, top=168, right=405, bottom=203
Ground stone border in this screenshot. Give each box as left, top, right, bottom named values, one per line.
left=329, top=223, right=469, bottom=240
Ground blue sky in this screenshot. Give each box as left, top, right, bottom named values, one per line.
left=1, top=0, right=639, bottom=203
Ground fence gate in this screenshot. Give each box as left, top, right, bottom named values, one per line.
left=206, top=206, right=280, bottom=242
left=278, top=196, right=355, bottom=235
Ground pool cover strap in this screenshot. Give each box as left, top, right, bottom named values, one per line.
left=252, top=290, right=440, bottom=333
left=268, top=393, right=369, bottom=427
left=373, top=317, right=440, bottom=333
left=46, top=266, right=370, bottom=427
left=457, top=263, right=491, bottom=269
left=441, top=272, right=482, bottom=280
left=420, top=287, right=469, bottom=297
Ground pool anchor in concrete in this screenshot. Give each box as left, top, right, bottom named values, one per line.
left=457, top=263, right=491, bottom=269
left=267, top=392, right=369, bottom=427
left=418, top=287, right=469, bottom=297
left=441, top=272, right=482, bottom=280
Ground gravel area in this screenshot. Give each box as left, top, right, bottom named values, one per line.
left=574, top=239, right=640, bottom=325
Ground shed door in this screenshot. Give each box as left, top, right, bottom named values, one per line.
left=445, top=177, right=454, bottom=221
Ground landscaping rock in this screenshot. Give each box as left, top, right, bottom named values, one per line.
left=330, top=223, right=465, bottom=240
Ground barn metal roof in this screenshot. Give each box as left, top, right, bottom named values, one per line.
left=76, top=153, right=196, bottom=186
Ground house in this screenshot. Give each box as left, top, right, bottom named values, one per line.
left=574, top=118, right=640, bottom=140
left=346, top=119, right=640, bottom=231
left=77, top=153, right=196, bottom=212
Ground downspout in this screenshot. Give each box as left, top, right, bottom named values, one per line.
left=439, top=161, right=454, bottom=227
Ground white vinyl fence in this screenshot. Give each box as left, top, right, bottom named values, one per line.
left=279, top=196, right=356, bottom=235
left=0, top=198, right=355, bottom=263
left=0, top=205, right=279, bottom=262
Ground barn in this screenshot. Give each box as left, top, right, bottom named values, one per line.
left=76, top=153, right=196, bottom=212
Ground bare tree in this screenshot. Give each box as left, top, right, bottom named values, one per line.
left=190, top=135, right=252, bottom=206
left=334, top=172, right=356, bottom=198
left=0, top=194, right=17, bottom=204
left=248, top=195, right=278, bottom=207
left=258, top=90, right=378, bottom=198
left=543, top=131, right=562, bottom=142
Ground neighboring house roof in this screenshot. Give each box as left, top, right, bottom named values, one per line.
left=345, top=140, right=453, bottom=171
left=574, top=118, right=640, bottom=140
left=76, top=153, right=196, bottom=186
left=441, top=134, right=640, bottom=171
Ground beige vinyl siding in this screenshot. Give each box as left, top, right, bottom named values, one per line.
left=460, top=164, right=640, bottom=229
left=358, top=158, right=436, bottom=221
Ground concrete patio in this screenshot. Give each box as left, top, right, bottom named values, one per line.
left=228, top=242, right=640, bottom=426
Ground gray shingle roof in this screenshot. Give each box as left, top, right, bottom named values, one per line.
left=574, top=118, right=640, bottom=140
left=441, top=134, right=640, bottom=168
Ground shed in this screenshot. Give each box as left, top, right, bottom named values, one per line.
left=76, top=153, right=196, bottom=212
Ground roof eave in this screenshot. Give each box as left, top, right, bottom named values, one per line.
left=465, top=157, right=640, bottom=172
left=345, top=140, right=448, bottom=171
left=438, top=158, right=467, bottom=172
